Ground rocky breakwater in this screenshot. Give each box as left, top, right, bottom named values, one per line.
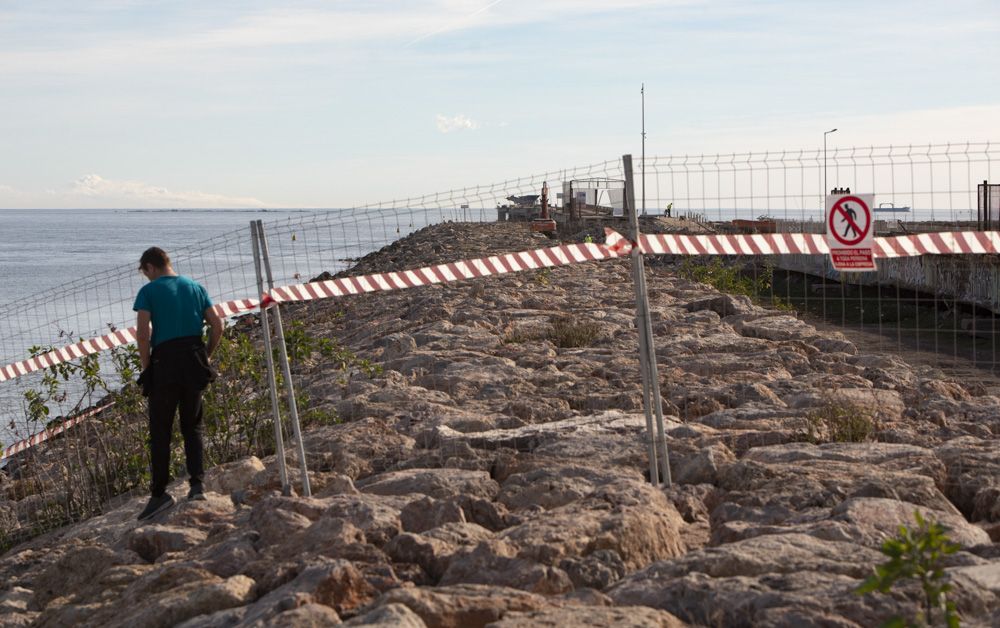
left=1, top=221, right=999, bottom=627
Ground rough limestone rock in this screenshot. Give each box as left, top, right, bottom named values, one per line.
left=498, top=480, right=686, bottom=570
left=343, top=602, right=428, bottom=627
left=127, top=524, right=208, bottom=562
left=36, top=566, right=256, bottom=628
left=672, top=442, right=736, bottom=485
left=485, top=605, right=686, bottom=627
left=248, top=497, right=317, bottom=547
left=497, top=465, right=641, bottom=511
left=254, top=603, right=342, bottom=627
left=237, top=558, right=373, bottom=624
left=30, top=543, right=133, bottom=608
left=372, top=584, right=550, bottom=628
left=358, top=468, right=500, bottom=501
left=438, top=539, right=573, bottom=594
left=320, top=493, right=409, bottom=547
left=204, top=456, right=266, bottom=496
left=399, top=496, right=467, bottom=533
left=5, top=223, right=1000, bottom=628
left=936, top=436, right=1000, bottom=522
left=304, top=418, right=416, bottom=481
left=829, top=497, right=991, bottom=548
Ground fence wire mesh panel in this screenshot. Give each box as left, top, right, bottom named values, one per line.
left=2, top=143, right=999, bottom=553
left=0, top=159, right=626, bottom=549
left=638, top=142, right=1000, bottom=378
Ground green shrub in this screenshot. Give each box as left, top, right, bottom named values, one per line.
left=678, top=258, right=795, bottom=312
left=8, top=316, right=368, bottom=551
left=679, top=257, right=770, bottom=299
left=856, top=510, right=961, bottom=627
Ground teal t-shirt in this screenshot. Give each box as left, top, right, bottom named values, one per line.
left=133, top=275, right=213, bottom=347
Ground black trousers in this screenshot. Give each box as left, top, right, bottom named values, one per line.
left=147, top=336, right=213, bottom=497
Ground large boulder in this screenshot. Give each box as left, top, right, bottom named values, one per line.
left=498, top=480, right=685, bottom=570
left=127, top=525, right=208, bottom=562
left=358, top=469, right=500, bottom=501
left=485, top=605, right=686, bottom=627
left=438, top=540, right=573, bottom=594
left=497, top=465, right=640, bottom=511
left=371, top=584, right=551, bottom=628
left=936, top=437, right=1000, bottom=522
left=204, top=456, right=266, bottom=496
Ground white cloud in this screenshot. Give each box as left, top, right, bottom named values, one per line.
left=435, top=114, right=480, bottom=134
left=66, top=174, right=269, bottom=208
left=0, top=1, right=690, bottom=78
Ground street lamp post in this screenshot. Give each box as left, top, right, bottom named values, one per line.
left=824, top=128, right=838, bottom=198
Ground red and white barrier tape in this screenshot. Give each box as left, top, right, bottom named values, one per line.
left=0, top=299, right=260, bottom=384
left=1, top=403, right=112, bottom=462
left=6, top=229, right=998, bottom=386
left=261, top=228, right=633, bottom=307
left=637, top=231, right=1000, bottom=258
left=0, top=235, right=630, bottom=458
left=2, top=228, right=998, bottom=458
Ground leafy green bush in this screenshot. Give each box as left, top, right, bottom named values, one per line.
left=678, top=258, right=795, bottom=311
left=6, top=316, right=370, bottom=551
left=679, top=257, right=770, bottom=299
left=856, top=510, right=961, bottom=627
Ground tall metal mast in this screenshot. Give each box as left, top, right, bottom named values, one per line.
left=641, top=83, right=646, bottom=215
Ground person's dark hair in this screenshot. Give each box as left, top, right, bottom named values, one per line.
left=139, top=247, right=171, bottom=270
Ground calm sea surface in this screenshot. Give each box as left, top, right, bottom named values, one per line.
left=0, top=206, right=471, bottom=447
left=0, top=208, right=322, bottom=446
left=0, top=209, right=311, bottom=306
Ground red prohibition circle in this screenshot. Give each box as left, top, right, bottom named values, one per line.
left=828, top=195, right=870, bottom=246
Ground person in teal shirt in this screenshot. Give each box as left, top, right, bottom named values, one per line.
left=133, top=247, right=223, bottom=520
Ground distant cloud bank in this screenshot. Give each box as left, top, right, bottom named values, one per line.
left=66, top=174, right=269, bottom=209
left=435, top=114, right=480, bottom=134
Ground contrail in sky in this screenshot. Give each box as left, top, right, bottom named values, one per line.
left=406, top=0, right=507, bottom=46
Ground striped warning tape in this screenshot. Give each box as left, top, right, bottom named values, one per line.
left=0, top=234, right=631, bottom=459
left=262, top=228, right=633, bottom=306
left=2, top=227, right=998, bottom=458
left=637, top=230, right=1000, bottom=258
left=1, top=403, right=113, bottom=462
left=4, top=229, right=998, bottom=386
left=0, top=298, right=260, bottom=384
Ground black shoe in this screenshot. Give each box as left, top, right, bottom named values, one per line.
left=187, top=484, right=207, bottom=501
left=138, top=493, right=175, bottom=520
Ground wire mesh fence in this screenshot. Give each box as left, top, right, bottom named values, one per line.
left=0, top=159, right=626, bottom=549
left=1, top=142, right=998, bottom=553
left=634, top=142, right=1000, bottom=376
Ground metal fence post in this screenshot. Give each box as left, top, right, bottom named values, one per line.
left=256, top=220, right=312, bottom=497
left=251, top=221, right=291, bottom=495
left=624, top=154, right=672, bottom=487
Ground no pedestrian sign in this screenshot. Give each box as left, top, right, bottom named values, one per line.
left=826, top=193, right=877, bottom=271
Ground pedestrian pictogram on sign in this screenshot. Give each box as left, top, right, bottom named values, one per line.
left=825, top=193, right=877, bottom=271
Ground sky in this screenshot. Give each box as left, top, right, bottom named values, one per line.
left=0, top=0, right=997, bottom=209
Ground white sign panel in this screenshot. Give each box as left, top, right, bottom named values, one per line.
left=825, top=193, right=876, bottom=271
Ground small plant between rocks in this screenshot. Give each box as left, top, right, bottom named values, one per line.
left=856, top=510, right=961, bottom=628
left=679, top=257, right=770, bottom=300
left=803, top=397, right=875, bottom=443
left=678, top=257, right=795, bottom=312
left=546, top=316, right=602, bottom=348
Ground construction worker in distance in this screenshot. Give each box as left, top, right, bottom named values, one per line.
left=584, top=234, right=594, bottom=243
left=134, top=247, right=223, bottom=520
